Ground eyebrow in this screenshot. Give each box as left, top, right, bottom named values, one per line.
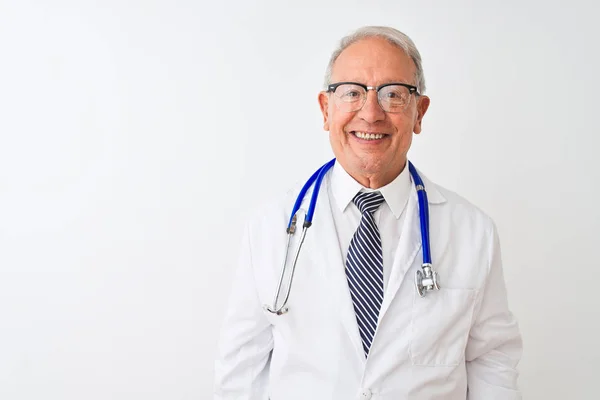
left=335, top=80, right=414, bottom=86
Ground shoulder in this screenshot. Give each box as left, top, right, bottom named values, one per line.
left=421, top=170, right=497, bottom=234
left=245, top=160, right=335, bottom=228
left=243, top=177, right=307, bottom=231
left=421, top=172, right=501, bottom=284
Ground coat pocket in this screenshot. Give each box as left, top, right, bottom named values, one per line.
left=409, top=288, right=477, bottom=366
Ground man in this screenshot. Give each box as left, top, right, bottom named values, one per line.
left=214, top=26, right=522, bottom=399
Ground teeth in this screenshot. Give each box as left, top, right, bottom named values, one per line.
left=354, top=131, right=385, bottom=140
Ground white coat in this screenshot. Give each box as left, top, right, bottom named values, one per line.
left=214, top=166, right=522, bottom=400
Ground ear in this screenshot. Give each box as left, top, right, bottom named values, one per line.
left=318, top=91, right=330, bottom=131
left=413, top=95, right=430, bottom=134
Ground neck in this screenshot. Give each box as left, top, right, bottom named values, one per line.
left=349, top=162, right=407, bottom=189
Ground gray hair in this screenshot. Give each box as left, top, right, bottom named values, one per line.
left=323, top=26, right=426, bottom=94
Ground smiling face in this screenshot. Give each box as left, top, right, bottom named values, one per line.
left=318, top=36, right=430, bottom=188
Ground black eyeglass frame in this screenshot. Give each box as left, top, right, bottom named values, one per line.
left=326, top=81, right=420, bottom=113
left=327, top=81, right=420, bottom=96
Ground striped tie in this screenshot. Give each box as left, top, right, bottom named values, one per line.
left=345, top=191, right=385, bottom=357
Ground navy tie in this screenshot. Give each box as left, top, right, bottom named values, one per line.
left=345, top=191, right=385, bottom=357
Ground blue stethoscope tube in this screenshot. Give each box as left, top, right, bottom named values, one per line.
left=287, top=158, right=336, bottom=231
left=264, top=158, right=439, bottom=315
left=409, top=161, right=431, bottom=265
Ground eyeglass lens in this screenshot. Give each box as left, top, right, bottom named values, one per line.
left=333, top=83, right=412, bottom=112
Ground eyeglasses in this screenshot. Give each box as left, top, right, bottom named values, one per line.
left=327, top=82, right=419, bottom=113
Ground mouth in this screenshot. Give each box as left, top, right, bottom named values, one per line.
left=349, top=131, right=389, bottom=141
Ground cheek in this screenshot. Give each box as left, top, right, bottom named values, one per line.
left=391, top=111, right=417, bottom=133
left=329, top=111, right=355, bottom=134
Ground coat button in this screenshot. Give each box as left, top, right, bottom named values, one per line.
left=359, top=388, right=372, bottom=400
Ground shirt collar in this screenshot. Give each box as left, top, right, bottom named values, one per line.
left=330, top=160, right=412, bottom=219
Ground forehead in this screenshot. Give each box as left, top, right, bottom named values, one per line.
left=331, top=36, right=416, bottom=85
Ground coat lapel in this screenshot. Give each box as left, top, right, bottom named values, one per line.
left=303, top=172, right=367, bottom=365
left=378, top=189, right=421, bottom=320
left=377, top=167, right=447, bottom=322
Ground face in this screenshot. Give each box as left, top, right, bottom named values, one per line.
left=318, top=37, right=430, bottom=188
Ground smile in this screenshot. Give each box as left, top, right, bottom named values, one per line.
left=351, top=131, right=389, bottom=140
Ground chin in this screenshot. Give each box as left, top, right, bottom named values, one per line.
left=354, top=156, right=387, bottom=174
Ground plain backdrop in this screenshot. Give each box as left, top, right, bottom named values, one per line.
left=1, top=0, right=599, bottom=399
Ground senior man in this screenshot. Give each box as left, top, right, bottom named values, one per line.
left=214, top=25, right=522, bottom=400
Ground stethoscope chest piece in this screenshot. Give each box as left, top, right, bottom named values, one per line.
left=415, top=263, right=440, bottom=297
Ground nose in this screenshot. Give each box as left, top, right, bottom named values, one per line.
left=357, top=89, right=386, bottom=123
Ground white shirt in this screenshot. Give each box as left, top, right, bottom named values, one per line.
left=328, top=161, right=412, bottom=290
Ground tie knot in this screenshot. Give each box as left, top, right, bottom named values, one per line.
left=353, top=191, right=385, bottom=214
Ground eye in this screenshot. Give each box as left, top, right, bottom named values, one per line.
left=384, top=89, right=406, bottom=99
left=344, top=90, right=361, bottom=98
left=380, top=86, right=410, bottom=103
left=334, top=84, right=365, bottom=102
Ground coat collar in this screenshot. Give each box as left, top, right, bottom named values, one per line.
left=413, top=164, right=446, bottom=205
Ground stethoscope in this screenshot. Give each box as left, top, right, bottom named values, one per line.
left=263, top=158, right=440, bottom=316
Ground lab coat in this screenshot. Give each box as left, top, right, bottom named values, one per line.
left=214, top=167, right=522, bottom=400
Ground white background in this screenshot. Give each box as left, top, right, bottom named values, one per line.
left=1, top=0, right=599, bottom=399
